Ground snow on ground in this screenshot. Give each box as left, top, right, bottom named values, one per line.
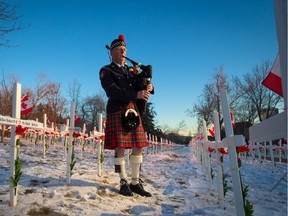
left=0, top=138, right=287, bottom=216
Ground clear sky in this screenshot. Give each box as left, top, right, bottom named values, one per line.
left=0, top=0, right=278, bottom=135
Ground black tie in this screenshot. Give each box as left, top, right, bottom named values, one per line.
left=121, top=66, right=127, bottom=74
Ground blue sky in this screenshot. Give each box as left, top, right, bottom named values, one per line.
left=0, top=0, right=278, bottom=135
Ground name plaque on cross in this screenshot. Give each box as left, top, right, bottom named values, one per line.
left=68, top=126, right=82, bottom=133
left=0, top=115, right=43, bottom=128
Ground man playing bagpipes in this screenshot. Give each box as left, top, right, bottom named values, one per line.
left=99, top=34, right=154, bottom=197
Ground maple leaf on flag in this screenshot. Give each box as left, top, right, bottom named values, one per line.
left=21, top=94, right=33, bottom=116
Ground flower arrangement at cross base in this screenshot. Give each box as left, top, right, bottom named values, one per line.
left=70, top=149, right=76, bottom=177
left=208, top=147, right=215, bottom=180
left=82, top=135, right=88, bottom=152
left=10, top=125, right=27, bottom=195
left=10, top=156, right=22, bottom=195
left=236, top=146, right=253, bottom=216
left=99, top=135, right=105, bottom=163
left=218, top=149, right=232, bottom=198
left=70, top=132, right=81, bottom=176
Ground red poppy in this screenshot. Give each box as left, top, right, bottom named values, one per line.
left=218, top=148, right=228, bottom=154
left=208, top=147, right=214, bottom=153
left=236, top=145, right=250, bottom=153
left=100, top=135, right=105, bottom=141
left=73, top=132, right=81, bottom=138
left=15, top=125, right=27, bottom=136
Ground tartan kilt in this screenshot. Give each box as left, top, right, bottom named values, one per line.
left=104, top=110, right=148, bottom=150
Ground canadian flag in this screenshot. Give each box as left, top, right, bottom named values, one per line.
left=208, top=122, right=215, bottom=137
left=21, top=94, right=33, bottom=116
left=230, top=111, right=235, bottom=129
left=74, top=112, right=81, bottom=124
left=262, top=54, right=283, bottom=97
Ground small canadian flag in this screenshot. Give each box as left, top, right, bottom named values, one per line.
left=262, top=54, right=283, bottom=97
left=208, top=122, right=215, bottom=137
left=46, top=117, right=51, bottom=125
left=21, top=94, right=33, bottom=116
left=74, top=111, right=81, bottom=124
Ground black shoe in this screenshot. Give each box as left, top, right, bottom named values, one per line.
left=130, top=179, right=152, bottom=197
left=119, top=179, right=133, bottom=196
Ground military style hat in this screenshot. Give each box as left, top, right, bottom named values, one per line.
left=110, top=34, right=126, bottom=50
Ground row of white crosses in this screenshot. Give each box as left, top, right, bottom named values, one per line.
left=65, top=103, right=104, bottom=181
left=89, top=113, right=105, bottom=177
left=248, top=109, right=287, bottom=172
left=1, top=82, right=104, bottom=206
left=146, top=134, right=172, bottom=154
left=195, top=89, right=246, bottom=216
left=0, top=83, right=54, bottom=206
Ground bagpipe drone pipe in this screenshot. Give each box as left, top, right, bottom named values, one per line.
left=124, top=56, right=152, bottom=116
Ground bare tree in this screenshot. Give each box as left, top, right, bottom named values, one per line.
left=0, top=72, right=19, bottom=141
left=234, top=60, right=282, bottom=122
left=44, top=82, right=67, bottom=125
left=159, top=123, right=172, bottom=135
left=68, top=79, right=81, bottom=110
left=81, top=93, right=106, bottom=131
left=0, top=72, right=18, bottom=115
left=21, top=72, right=58, bottom=120
left=174, top=120, right=187, bottom=134
left=186, top=65, right=230, bottom=130
left=0, top=1, right=28, bottom=47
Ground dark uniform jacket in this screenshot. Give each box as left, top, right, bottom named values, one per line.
left=100, top=62, right=139, bottom=114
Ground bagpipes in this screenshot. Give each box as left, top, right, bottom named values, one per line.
left=105, top=45, right=152, bottom=130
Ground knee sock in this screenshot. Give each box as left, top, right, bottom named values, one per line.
left=130, top=155, right=143, bottom=185
left=114, top=157, right=126, bottom=180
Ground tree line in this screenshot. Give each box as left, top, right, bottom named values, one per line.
left=186, top=61, right=283, bottom=140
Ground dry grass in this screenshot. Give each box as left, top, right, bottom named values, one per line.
left=27, top=206, right=67, bottom=216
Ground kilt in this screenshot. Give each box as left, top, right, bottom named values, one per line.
left=104, top=110, right=148, bottom=150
